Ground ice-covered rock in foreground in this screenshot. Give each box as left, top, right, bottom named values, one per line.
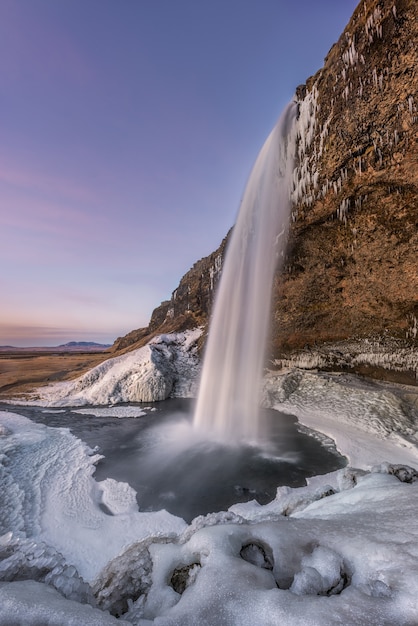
left=92, top=469, right=418, bottom=625
left=22, top=329, right=202, bottom=407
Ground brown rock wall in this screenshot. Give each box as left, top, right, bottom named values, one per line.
left=271, top=0, right=418, bottom=354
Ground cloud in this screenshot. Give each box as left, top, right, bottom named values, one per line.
left=0, top=160, right=97, bottom=204
left=0, top=203, right=99, bottom=244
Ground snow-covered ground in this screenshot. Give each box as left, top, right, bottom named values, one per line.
left=1, top=332, right=418, bottom=624
left=262, top=368, right=418, bottom=469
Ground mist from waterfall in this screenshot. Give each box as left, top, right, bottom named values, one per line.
left=193, top=102, right=297, bottom=443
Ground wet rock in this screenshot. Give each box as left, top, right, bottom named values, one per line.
left=170, top=562, right=201, bottom=595
left=240, top=542, right=274, bottom=570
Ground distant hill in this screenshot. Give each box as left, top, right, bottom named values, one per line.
left=57, top=341, right=112, bottom=349
left=0, top=342, right=111, bottom=353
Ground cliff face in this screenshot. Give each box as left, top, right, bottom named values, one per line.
left=272, top=0, right=418, bottom=354
left=114, top=0, right=417, bottom=359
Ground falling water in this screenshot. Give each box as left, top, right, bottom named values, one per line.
left=193, top=102, right=297, bottom=443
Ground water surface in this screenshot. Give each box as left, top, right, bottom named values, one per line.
left=1, top=399, right=346, bottom=522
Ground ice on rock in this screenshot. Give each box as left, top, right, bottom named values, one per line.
left=290, top=546, right=348, bottom=596
left=93, top=537, right=155, bottom=617
left=240, top=541, right=274, bottom=570
left=371, top=462, right=418, bottom=484
left=98, top=478, right=139, bottom=515
left=0, top=411, right=186, bottom=585
left=0, top=535, right=93, bottom=604
left=262, top=369, right=418, bottom=470
left=170, top=562, right=201, bottom=595
left=13, top=329, right=202, bottom=407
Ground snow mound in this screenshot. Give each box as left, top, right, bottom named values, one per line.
left=19, top=329, right=202, bottom=407
left=0, top=580, right=129, bottom=626
left=0, top=411, right=186, bottom=584
left=94, top=470, right=418, bottom=625
left=262, top=369, right=418, bottom=469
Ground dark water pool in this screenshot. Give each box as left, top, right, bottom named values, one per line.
left=1, top=399, right=346, bottom=522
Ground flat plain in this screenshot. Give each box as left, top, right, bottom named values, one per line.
left=0, top=350, right=110, bottom=399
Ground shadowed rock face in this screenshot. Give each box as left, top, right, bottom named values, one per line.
left=114, top=0, right=418, bottom=358
left=272, top=0, right=418, bottom=354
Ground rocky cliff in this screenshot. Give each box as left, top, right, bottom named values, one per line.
left=112, top=233, right=229, bottom=353
left=113, top=0, right=417, bottom=368
left=272, top=0, right=418, bottom=355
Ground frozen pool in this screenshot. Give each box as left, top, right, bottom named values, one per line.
left=1, top=398, right=346, bottom=522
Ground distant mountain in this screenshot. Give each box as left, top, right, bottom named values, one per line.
left=58, top=342, right=112, bottom=349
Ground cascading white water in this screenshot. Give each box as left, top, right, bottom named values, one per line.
left=193, top=102, right=297, bottom=443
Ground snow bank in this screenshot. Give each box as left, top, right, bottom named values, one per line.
left=0, top=580, right=129, bottom=626
left=16, top=329, right=202, bottom=407
left=0, top=411, right=186, bottom=584
left=262, top=369, right=418, bottom=469
left=92, top=469, right=418, bottom=625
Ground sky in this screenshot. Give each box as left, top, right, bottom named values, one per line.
left=0, top=0, right=358, bottom=347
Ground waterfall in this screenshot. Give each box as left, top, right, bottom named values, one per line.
left=193, top=102, right=297, bottom=443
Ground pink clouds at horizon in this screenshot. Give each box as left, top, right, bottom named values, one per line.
left=0, top=322, right=118, bottom=347
left=0, top=160, right=98, bottom=205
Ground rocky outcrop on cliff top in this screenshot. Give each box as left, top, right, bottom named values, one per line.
left=112, top=233, right=229, bottom=353
left=114, top=0, right=417, bottom=363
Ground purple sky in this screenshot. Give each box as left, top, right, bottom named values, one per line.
left=1, top=0, right=358, bottom=347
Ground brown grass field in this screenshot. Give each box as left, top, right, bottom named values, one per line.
left=0, top=351, right=110, bottom=400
